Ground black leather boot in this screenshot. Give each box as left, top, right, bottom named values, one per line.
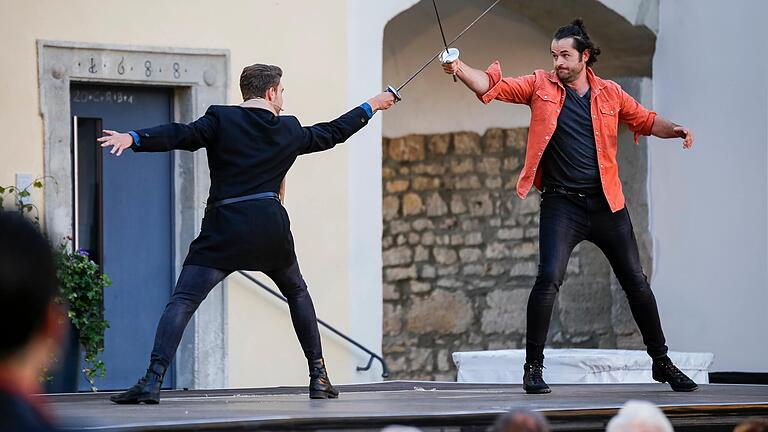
left=110, top=362, right=167, bottom=404
left=308, top=358, right=339, bottom=399
left=652, top=356, right=698, bottom=392
left=523, top=360, right=551, bottom=394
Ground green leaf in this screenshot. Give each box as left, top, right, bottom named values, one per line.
left=19, top=190, right=30, bottom=198
left=33, top=180, right=43, bottom=189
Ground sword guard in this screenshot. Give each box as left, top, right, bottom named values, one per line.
left=439, top=47, right=460, bottom=64
left=386, top=85, right=402, bottom=102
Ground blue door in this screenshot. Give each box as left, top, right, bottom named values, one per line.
left=70, top=84, right=175, bottom=391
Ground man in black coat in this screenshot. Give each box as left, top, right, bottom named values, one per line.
left=100, top=64, right=396, bottom=403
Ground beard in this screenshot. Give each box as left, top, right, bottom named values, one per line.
left=556, top=60, right=585, bottom=83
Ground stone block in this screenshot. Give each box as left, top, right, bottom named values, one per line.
left=459, top=248, right=483, bottom=263
left=498, top=228, right=524, bottom=240
left=410, top=281, right=432, bottom=293
left=383, top=196, right=399, bottom=220
left=383, top=246, right=413, bottom=267
left=388, top=135, right=425, bottom=161
left=485, top=242, right=511, bottom=259
left=433, top=248, right=458, bottom=265
left=451, top=158, right=474, bottom=174
left=453, top=132, right=482, bottom=155
left=412, top=176, right=440, bottom=191
left=385, top=265, right=417, bottom=282
left=425, top=192, right=448, bottom=217
left=427, top=133, right=451, bottom=156
left=383, top=283, right=399, bottom=300
left=482, top=128, right=505, bottom=153
left=468, top=193, right=494, bottom=216
left=450, top=195, right=467, bottom=214
left=481, top=288, right=530, bottom=333
left=386, top=180, right=409, bottom=193
left=383, top=303, right=403, bottom=335
left=455, top=175, right=482, bottom=190
left=406, top=289, right=474, bottom=334
left=402, top=193, right=424, bottom=216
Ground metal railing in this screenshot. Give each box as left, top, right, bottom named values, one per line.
left=237, top=271, right=390, bottom=378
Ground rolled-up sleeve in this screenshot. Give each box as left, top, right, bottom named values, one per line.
left=478, top=61, right=536, bottom=105
left=618, top=88, right=657, bottom=144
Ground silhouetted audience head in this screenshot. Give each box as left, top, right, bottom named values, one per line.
left=0, top=211, right=63, bottom=431
left=735, top=418, right=768, bottom=432
left=492, top=409, right=550, bottom=432
left=606, top=400, right=673, bottom=432
left=0, top=212, right=60, bottom=360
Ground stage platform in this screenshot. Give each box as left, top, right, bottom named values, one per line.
left=45, top=381, right=768, bottom=431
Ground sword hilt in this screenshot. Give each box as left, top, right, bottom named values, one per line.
left=440, top=48, right=460, bottom=83
left=386, top=85, right=402, bottom=103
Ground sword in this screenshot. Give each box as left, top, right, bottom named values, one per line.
left=432, top=0, right=457, bottom=83
left=386, top=0, right=501, bottom=102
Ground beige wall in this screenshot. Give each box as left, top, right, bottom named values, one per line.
left=0, top=0, right=357, bottom=387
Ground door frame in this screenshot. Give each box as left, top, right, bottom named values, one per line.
left=38, top=40, right=230, bottom=390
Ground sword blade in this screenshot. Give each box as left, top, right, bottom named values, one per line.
left=432, top=0, right=457, bottom=82
left=397, top=0, right=502, bottom=92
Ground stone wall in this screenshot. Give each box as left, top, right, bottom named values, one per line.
left=382, top=128, right=647, bottom=381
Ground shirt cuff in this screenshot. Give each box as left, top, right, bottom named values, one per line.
left=128, top=131, right=141, bottom=147
left=634, top=111, right=657, bottom=144
left=478, top=61, right=503, bottom=104
left=359, top=102, right=373, bottom=119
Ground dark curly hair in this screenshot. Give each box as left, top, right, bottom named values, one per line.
left=553, top=19, right=601, bottom=68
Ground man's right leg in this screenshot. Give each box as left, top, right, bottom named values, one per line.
left=111, top=265, right=230, bottom=404
left=524, top=193, right=587, bottom=394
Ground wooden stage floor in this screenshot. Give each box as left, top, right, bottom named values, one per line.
left=45, top=381, right=768, bottom=431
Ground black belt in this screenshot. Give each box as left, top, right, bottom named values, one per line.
left=205, top=192, right=280, bottom=212
left=543, top=186, right=598, bottom=198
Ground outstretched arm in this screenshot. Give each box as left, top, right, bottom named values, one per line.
left=300, top=92, right=396, bottom=154
left=98, top=107, right=219, bottom=156
left=443, top=59, right=535, bottom=105
left=651, top=116, right=694, bottom=149
left=617, top=88, right=694, bottom=149
left=442, top=59, right=491, bottom=95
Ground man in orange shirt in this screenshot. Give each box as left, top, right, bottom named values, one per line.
left=443, top=19, right=697, bottom=394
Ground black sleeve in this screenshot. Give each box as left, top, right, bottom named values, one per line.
left=299, top=106, right=370, bottom=155
left=131, top=106, right=219, bottom=153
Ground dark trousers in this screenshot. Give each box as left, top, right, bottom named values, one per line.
left=525, top=190, right=669, bottom=363
left=150, top=260, right=323, bottom=369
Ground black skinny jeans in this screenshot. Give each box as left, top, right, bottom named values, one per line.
left=525, top=190, right=669, bottom=363
left=150, top=260, right=322, bottom=369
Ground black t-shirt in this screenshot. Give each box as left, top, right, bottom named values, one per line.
left=540, top=85, right=601, bottom=193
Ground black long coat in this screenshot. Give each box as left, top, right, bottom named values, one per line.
left=131, top=105, right=370, bottom=271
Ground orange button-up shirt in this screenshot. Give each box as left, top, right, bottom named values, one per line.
left=479, top=61, right=656, bottom=212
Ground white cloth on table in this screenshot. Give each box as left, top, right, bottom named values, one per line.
left=453, top=349, right=713, bottom=384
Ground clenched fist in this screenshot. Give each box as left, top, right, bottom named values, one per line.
left=367, top=92, right=397, bottom=112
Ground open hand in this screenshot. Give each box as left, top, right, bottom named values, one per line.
left=97, top=130, right=134, bottom=156
left=673, top=126, right=694, bottom=150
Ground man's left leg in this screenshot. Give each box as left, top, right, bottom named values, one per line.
left=589, top=204, right=698, bottom=392
left=263, top=259, right=338, bottom=399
